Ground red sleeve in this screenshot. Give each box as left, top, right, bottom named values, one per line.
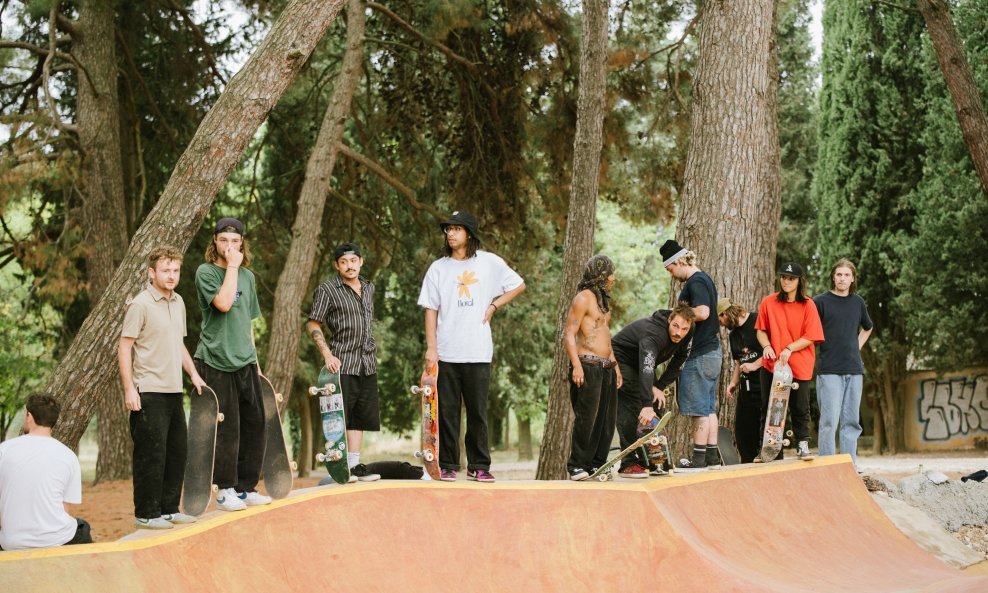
left=754, top=295, right=772, bottom=331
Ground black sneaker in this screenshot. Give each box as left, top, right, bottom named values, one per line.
left=705, top=447, right=722, bottom=469
left=350, top=463, right=381, bottom=482
left=676, top=457, right=707, bottom=473
left=568, top=467, right=590, bottom=481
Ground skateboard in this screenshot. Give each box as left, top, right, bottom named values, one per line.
left=409, top=364, right=440, bottom=480
left=308, top=368, right=350, bottom=485
left=639, top=408, right=674, bottom=475
left=756, top=363, right=798, bottom=463
left=717, top=425, right=741, bottom=465
left=589, top=411, right=673, bottom=481
left=182, top=385, right=223, bottom=516
left=258, top=371, right=295, bottom=498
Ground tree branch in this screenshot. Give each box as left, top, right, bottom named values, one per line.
left=160, top=0, right=227, bottom=85
left=366, top=1, right=481, bottom=74
left=336, top=141, right=443, bottom=220
left=41, top=6, right=78, bottom=136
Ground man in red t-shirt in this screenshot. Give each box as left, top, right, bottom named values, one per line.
left=755, top=262, right=824, bottom=460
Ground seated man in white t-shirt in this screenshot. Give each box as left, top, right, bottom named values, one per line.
left=0, top=393, right=92, bottom=551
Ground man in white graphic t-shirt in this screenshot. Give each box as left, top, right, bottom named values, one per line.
left=0, top=393, right=92, bottom=550
left=418, top=211, right=525, bottom=483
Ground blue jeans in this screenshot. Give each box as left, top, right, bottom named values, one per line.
left=816, top=374, right=863, bottom=464
left=678, top=347, right=722, bottom=416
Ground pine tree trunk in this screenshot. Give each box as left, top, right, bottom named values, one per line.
left=73, top=0, right=133, bottom=481
left=536, top=0, right=609, bottom=480
left=917, top=0, right=988, bottom=196
left=667, top=0, right=781, bottom=460
left=48, top=0, right=346, bottom=449
left=517, top=415, right=533, bottom=461
left=266, top=0, right=364, bottom=417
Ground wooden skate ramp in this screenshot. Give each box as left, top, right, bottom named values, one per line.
left=1, top=457, right=985, bottom=593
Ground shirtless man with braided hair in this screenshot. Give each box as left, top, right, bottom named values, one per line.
left=563, top=255, right=622, bottom=481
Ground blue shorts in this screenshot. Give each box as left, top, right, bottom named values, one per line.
left=678, top=347, right=722, bottom=416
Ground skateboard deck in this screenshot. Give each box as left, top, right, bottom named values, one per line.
left=258, top=371, right=294, bottom=498
left=309, top=368, right=350, bottom=485
left=757, top=363, right=797, bottom=463
left=410, top=364, right=440, bottom=481
left=639, top=409, right=674, bottom=475
left=589, top=411, right=673, bottom=481
left=182, top=385, right=222, bottom=516
left=718, top=425, right=741, bottom=465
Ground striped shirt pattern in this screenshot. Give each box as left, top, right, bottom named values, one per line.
left=308, top=276, right=377, bottom=375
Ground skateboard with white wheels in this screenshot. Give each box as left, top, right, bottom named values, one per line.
left=182, top=384, right=223, bottom=516
left=309, top=368, right=350, bottom=485
left=640, top=407, right=675, bottom=475
left=410, top=364, right=440, bottom=480
left=756, top=363, right=800, bottom=463
left=589, top=411, right=673, bottom=481
left=258, top=371, right=295, bottom=498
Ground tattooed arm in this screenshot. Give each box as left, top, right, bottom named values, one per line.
left=306, top=319, right=340, bottom=373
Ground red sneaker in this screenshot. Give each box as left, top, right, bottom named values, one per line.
left=617, top=464, right=648, bottom=479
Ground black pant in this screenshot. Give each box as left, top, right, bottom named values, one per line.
left=130, top=392, right=187, bottom=519
left=437, top=361, right=491, bottom=471
left=567, top=362, right=617, bottom=472
left=734, top=378, right=761, bottom=463
left=615, top=361, right=650, bottom=469
left=195, top=360, right=265, bottom=492
left=340, top=374, right=381, bottom=431
left=759, top=367, right=812, bottom=454
left=66, top=518, right=93, bottom=545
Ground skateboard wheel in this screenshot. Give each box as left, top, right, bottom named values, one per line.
left=786, top=430, right=794, bottom=437
left=424, top=451, right=435, bottom=462
left=291, top=461, right=298, bottom=471
left=316, top=453, right=326, bottom=462
left=597, top=474, right=608, bottom=482
left=308, top=387, right=320, bottom=396
left=211, top=484, right=218, bottom=492
left=647, top=438, right=660, bottom=447
left=328, top=384, right=336, bottom=393
left=782, top=439, right=790, bottom=446
left=410, top=386, right=420, bottom=394
left=423, top=387, right=433, bottom=396
left=217, top=413, right=225, bottom=422
left=275, top=392, right=284, bottom=403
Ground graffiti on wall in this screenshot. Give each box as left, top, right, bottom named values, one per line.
left=917, top=374, right=988, bottom=441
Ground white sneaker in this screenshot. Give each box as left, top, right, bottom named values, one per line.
left=135, top=517, right=174, bottom=529
left=238, top=491, right=272, bottom=506
left=162, top=512, right=197, bottom=524
left=216, top=488, right=247, bottom=511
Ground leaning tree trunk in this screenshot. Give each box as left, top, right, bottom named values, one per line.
left=666, top=0, right=781, bottom=461
left=535, top=0, right=609, bottom=480
left=917, top=0, right=988, bottom=196
left=48, top=0, right=347, bottom=449
left=74, top=0, right=133, bottom=482
left=266, top=0, right=364, bottom=432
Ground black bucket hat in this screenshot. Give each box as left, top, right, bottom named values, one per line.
left=439, top=211, right=480, bottom=242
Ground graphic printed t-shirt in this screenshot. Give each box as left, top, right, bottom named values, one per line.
left=195, top=262, right=261, bottom=372
left=813, top=291, right=874, bottom=375
left=755, top=293, right=824, bottom=381
left=120, top=285, right=188, bottom=393
left=678, top=271, right=719, bottom=357
left=0, top=435, right=82, bottom=550
left=417, top=251, right=524, bottom=363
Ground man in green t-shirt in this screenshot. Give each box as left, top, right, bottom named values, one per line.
left=194, top=217, right=270, bottom=511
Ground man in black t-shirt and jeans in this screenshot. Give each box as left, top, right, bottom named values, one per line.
left=814, top=258, right=873, bottom=468
left=718, top=298, right=762, bottom=463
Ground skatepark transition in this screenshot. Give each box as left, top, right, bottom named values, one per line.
left=0, top=456, right=985, bottom=593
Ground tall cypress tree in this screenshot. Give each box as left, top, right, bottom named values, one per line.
left=813, top=0, right=926, bottom=453
left=896, top=0, right=988, bottom=369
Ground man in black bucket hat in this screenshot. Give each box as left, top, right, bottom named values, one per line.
left=417, top=211, right=526, bottom=483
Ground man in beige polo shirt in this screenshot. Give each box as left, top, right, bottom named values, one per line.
left=118, top=246, right=205, bottom=529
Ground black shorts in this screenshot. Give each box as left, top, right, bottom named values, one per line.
left=340, top=374, right=380, bottom=431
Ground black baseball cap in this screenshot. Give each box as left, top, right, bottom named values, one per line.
left=214, top=217, right=244, bottom=235
left=778, top=262, right=804, bottom=278
left=334, top=242, right=362, bottom=260
left=439, top=211, right=480, bottom=242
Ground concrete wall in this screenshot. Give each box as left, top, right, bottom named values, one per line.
left=904, top=367, right=988, bottom=451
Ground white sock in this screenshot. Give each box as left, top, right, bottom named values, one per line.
left=348, top=452, right=360, bottom=469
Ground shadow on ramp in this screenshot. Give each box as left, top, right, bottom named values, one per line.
left=1, top=457, right=984, bottom=593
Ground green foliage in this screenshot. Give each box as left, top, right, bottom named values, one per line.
left=894, top=0, right=988, bottom=369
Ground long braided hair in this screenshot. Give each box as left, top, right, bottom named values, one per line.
left=577, top=254, right=614, bottom=313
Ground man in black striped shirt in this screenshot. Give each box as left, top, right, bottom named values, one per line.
left=306, top=243, right=380, bottom=481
